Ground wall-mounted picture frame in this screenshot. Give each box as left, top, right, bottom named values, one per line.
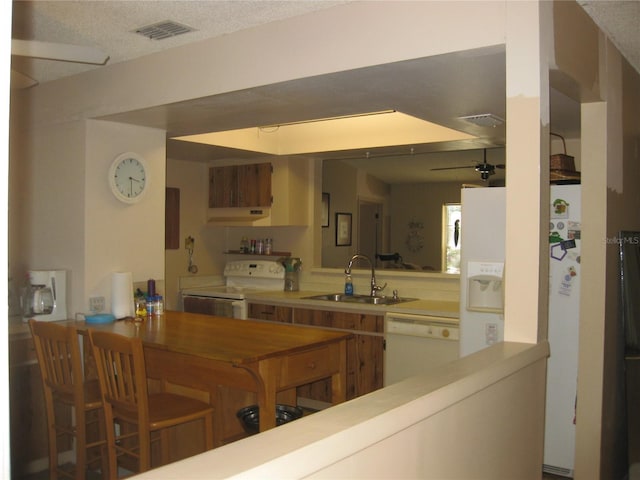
left=335, top=212, right=352, bottom=246
left=322, top=192, right=330, bottom=228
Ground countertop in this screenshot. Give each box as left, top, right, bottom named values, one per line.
left=245, top=290, right=460, bottom=320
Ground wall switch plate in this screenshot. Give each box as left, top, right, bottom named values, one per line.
left=89, top=296, right=105, bottom=313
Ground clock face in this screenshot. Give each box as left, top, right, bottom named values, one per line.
left=109, top=153, right=147, bottom=203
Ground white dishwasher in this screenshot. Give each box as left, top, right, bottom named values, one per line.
left=384, top=312, right=460, bottom=386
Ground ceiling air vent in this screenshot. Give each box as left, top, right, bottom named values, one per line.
left=133, top=21, right=195, bottom=40
left=459, top=113, right=505, bottom=128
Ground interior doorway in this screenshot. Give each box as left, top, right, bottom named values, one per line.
left=358, top=200, right=384, bottom=267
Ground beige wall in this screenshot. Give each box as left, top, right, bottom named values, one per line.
left=133, top=342, right=549, bottom=480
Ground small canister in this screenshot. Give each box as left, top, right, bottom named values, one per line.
left=147, top=279, right=156, bottom=297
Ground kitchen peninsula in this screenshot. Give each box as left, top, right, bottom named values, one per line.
left=68, top=312, right=351, bottom=446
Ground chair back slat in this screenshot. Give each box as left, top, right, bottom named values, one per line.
left=28, top=319, right=109, bottom=480
left=29, top=319, right=83, bottom=399
left=89, top=330, right=149, bottom=422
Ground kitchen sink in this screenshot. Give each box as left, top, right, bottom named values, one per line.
left=303, top=293, right=417, bottom=305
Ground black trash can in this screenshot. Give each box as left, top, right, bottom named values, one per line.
left=237, top=404, right=303, bottom=434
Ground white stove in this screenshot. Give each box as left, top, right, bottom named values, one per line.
left=181, top=260, right=285, bottom=319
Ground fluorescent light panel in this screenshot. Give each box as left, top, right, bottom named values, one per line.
left=173, top=111, right=475, bottom=155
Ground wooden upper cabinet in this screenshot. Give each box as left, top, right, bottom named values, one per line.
left=209, top=163, right=272, bottom=208
left=237, top=163, right=272, bottom=207
left=209, top=165, right=237, bottom=208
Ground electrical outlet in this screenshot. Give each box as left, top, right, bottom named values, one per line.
left=485, top=322, right=498, bottom=345
left=89, top=296, right=105, bottom=313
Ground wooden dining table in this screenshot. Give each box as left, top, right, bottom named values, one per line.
left=67, top=311, right=352, bottom=446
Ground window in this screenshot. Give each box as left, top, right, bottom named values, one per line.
left=443, top=203, right=461, bottom=274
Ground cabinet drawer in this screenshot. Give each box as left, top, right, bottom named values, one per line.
left=248, top=303, right=293, bottom=323
left=280, top=346, right=334, bottom=388
left=10, top=336, right=37, bottom=366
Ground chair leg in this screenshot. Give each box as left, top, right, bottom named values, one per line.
left=97, top=409, right=110, bottom=480
left=104, top=407, right=119, bottom=480
left=43, top=390, right=58, bottom=480
left=75, top=408, right=86, bottom=480
left=139, top=429, right=153, bottom=473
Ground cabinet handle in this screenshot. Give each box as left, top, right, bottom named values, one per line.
left=306, top=362, right=317, bottom=370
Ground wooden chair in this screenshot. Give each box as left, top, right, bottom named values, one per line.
left=28, top=319, right=108, bottom=480
left=88, top=329, right=214, bottom=478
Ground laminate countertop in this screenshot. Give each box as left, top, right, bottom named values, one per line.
left=245, top=290, right=460, bottom=320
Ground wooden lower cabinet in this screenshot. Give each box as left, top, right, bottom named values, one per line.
left=294, top=308, right=384, bottom=401
left=248, top=304, right=384, bottom=402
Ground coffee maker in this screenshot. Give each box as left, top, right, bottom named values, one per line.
left=23, top=270, right=68, bottom=322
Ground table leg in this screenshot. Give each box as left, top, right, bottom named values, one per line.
left=257, top=360, right=277, bottom=432
left=331, top=339, right=348, bottom=404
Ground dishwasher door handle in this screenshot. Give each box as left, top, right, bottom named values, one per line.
left=386, top=318, right=459, bottom=340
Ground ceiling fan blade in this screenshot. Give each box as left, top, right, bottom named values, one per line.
left=11, top=39, right=109, bottom=65
left=430, top=165, right=475, bottom=171
left=11, top=69, right=38, bottom=89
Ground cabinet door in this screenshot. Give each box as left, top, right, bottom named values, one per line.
left=237, top=163, right=271, bottom=207
left=294, top=308, right=384, bottom=401
left=209, top=165, right=237, bottom=208
left=248, top=303, right=293, bottom=323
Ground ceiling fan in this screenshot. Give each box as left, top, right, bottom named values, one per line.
left=431, top=148, right=505, bottom=181
left=11, top=39, right=109, bottom=88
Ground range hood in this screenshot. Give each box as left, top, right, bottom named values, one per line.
left=207, top=207, right=271, bottom=224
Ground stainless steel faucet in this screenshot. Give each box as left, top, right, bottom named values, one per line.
left=345, top=254, right=387, bottom=297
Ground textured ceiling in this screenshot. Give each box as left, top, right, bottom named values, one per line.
left=10, top=1, right=640, bottom=86
left=10, top=0, right=347, bottom=84
left=579, top=0, right=640, bottom=74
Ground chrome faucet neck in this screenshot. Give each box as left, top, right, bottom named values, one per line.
left=345, top=254, right=386, bottom=297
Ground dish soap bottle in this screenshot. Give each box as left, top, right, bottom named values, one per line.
left=344, top=273, right=354, bottom=296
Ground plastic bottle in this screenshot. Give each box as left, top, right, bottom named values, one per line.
left=155, top=295, right=164, bottom=315
left=146, top=296, right=155, bottom=316
left=344, top=273, right=354, bottom=295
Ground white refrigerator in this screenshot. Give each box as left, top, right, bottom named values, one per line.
left=459, top=184, right=580, bottom=477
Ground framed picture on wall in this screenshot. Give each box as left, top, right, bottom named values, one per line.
left=335, top=212, right=352, bottom=246
left=322, top=192, right=330, bottom=228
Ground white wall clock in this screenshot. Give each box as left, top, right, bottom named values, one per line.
left=108, top=152, right=148, bottom=204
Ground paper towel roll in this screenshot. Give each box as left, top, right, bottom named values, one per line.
left=112, top=272, right=134, bottom=319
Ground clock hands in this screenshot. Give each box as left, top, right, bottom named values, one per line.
left=126, top=176, right=143, bottom=196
